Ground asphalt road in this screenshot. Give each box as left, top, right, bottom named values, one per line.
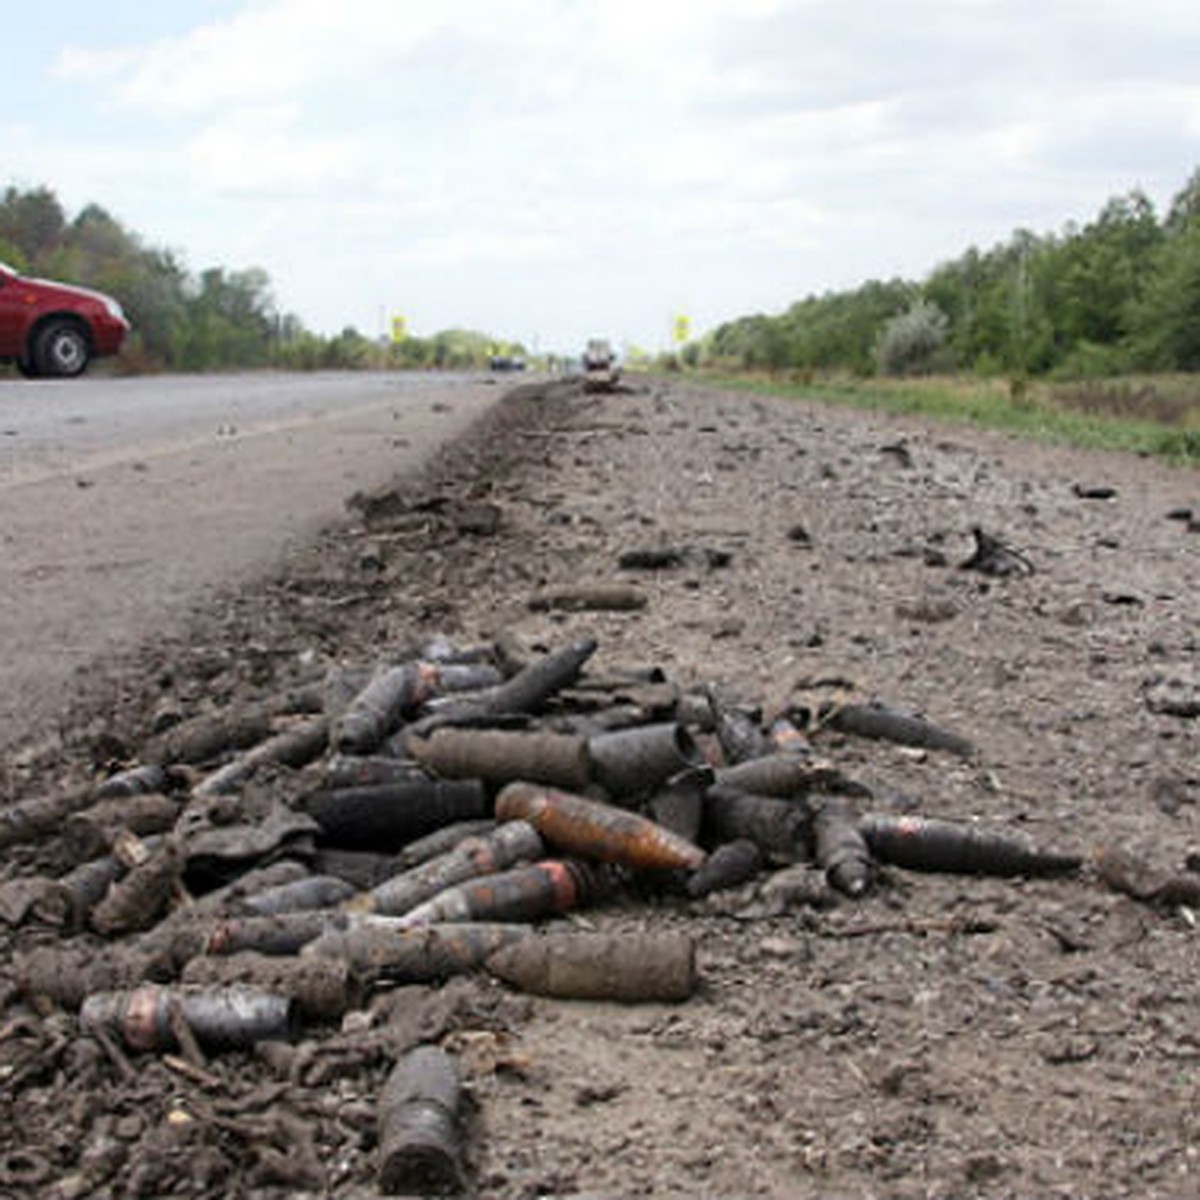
left=0, top=370, right=504, bottom=753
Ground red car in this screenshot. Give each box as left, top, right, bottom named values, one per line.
left=0, top=260, right=130, bottom=378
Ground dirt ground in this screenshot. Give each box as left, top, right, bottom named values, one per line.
left=2, top=375, right=1199, bottom=1199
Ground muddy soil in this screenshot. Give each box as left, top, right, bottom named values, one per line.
left=2, top=377, right=1199, bottom=1199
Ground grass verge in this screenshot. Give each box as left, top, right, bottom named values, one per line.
left=691, top=372, right=1200, bottom=465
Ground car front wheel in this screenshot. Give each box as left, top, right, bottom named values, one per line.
left=34, top=321, right=90, bottom=377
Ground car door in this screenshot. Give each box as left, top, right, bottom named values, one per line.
left=0, top=267, right=29, bottom=358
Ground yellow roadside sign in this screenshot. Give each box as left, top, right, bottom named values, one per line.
left=391, top=315, right=408, bottom=343
left=672, top=314, right=691, bottom=345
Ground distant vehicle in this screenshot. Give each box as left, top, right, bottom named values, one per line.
left=582, top=338, right=620, bottom=393
left=0, top=260, right=130, bottom=378
left=489, top=354, right=526, bottom=372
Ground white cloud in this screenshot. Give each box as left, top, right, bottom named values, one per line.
left=186, top=105, right=368, bottom=194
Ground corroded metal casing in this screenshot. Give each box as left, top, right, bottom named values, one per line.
left=486, top=930, right=697, bottom=1002
left=587, top=722, right=703, bottom=800
left=397, top=859, right=604, bottom=927
left=378, top=1045, right=465, bottom=1195
left=320, top=754, right=432, bottom=790
left=686, top=838, right=764, bottom=898
left=860, top=815, right=1081, bottom=877
left=703, top=785, right=812, bottom=863
left=81, top=984, right=298, bottom=1052
left=242, top=874, right=358, bottom=916
left=63, top=792, right=180, bottom=862
left=304, top=921, right=529, bottom=983
left=647, top=766, right=711, bottom=845
left=93, top=763, right=171, bottom=799
left=409, top=727, right=592, bottom=791
left=813, top=795, right=873, bottom=897
left=495, top=782, right=705, bottom=872
left=334, top=663, right=433, bottom=754
left=18, top=946, right=148, bottom=1011
left=366, top=820, right=544, bottom=917
left=181, top=952, right=357, bottom=1021
left=715, top=754, right=837, bottom=797
left=300, top=778, right=487, bottom=850
left=205, top=911, right=343, bottom=957
left=89, top=840, right=181, bottom=937
left=824, top=702, right=976, bottom=759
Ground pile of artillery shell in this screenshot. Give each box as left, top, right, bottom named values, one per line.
left=4, top=632, right=1093, bottom=1196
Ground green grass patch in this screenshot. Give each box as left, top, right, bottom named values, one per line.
left=692, top=372, right=1200, bottom=465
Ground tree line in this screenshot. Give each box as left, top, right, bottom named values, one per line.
left=705, top=166, right=1200, bottom=380
left=0, top=185, right=523, bottom=373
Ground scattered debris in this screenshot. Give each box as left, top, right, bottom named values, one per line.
left=959, top=525, right=1035, bottom=577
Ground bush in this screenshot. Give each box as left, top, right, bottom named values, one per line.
left=1048, top=340, right=1131, bottom=380
left=875, top=301, right=950, bottom=376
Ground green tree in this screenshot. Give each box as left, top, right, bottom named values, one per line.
left=1166, top=166, right=1200, bottom=233
left=1128, top=221, right=1200, bottom=370
left=0, top=185, right=66, bottom=266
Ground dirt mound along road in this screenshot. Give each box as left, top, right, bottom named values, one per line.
left=2, top=378, right=1200, bottom=1199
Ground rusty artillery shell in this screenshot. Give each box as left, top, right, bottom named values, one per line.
left=146, top=706, right=274, bottom=766
left=299, top=778, right=487, bottom=850
left=90, top=839, right=182, bottom=937
left=647, top=766, right=712, bottom=845
left=378, top=1045, right=466, bottom=1196
left=814, top=795, right=873, bottom=897
left=320, top=754, right=432, bottom=790
left=365, top=820, right=545, bottom=917
left=409, top=637, right=597, bottom=733
left=33, top=854, right=125, bottom=929
left=860, top=815, right=1082, bottom=877
left=587, top=722, right=704, bottom=801
left=0, top=876, right=71, bottom=927
left=485, top=930, right=696, bottom=1002
left=397, top=858, right=606, bottom=927
left=80, top=984, right=298, bottom=1052
left=703, top=786, right=813, bottom=863
left=94, top=763, right=171, bottom=799
left=130, top=860, right=313, bottom=978
left=181, top=951, right=357, bottom=1021
left=822, top=702, right=976, bottom=759
left=495, top=782, right=706, bottom=871
left=686, top=838, right=765, bottom=897
left=768, top=716, right=812, bottom=756
left=418, top=635, right=496, bottom=665
left=242, top=874, right=358, bottom=916
left=759, top=864, right=837, bottom=911
left=205, top=911, right=343, bottom=957
left=314, top=848, right=406, bottom=889
left=715, top=753, right=871, bottom=799
left=63, top=792, right=181, bottom=863
left=334, top=663, right=435, bottom=754
left=18, top=945, right=151, bottom=1011
left=333, top=661, right=503, bottom=751
left=0, top=788, right=93, bottom=851
left=395, top=820, right=497, bottom=869
left=425, top=661, right=504, bottom=695
left=305, top=921, right=529, bottom=983
left=193, top=718, right=329, bottom=796
left=408, top=727, right=592, bottom=791
left=711, top=700, right=771, bottom=765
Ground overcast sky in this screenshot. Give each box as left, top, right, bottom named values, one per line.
left=6, top=1, right=1200, bottom=354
